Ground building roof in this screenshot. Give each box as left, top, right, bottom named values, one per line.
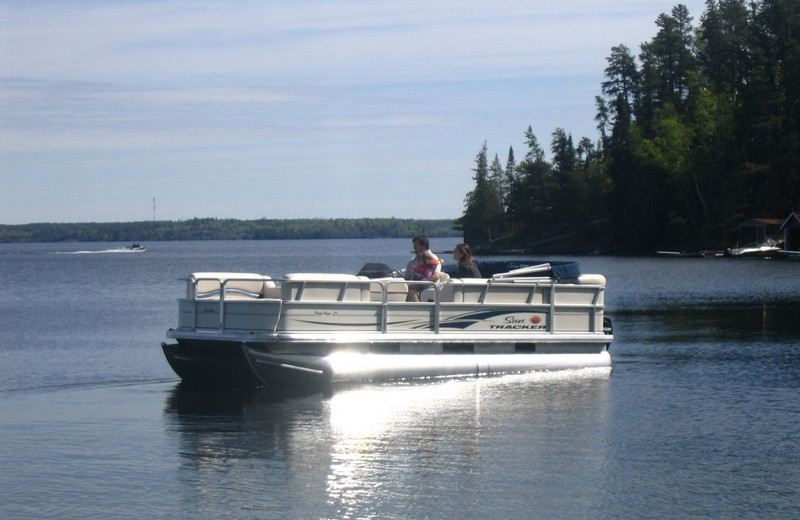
left=781, top=212, right=800, bottom=230
left=741, top=218, right=784, bottom=227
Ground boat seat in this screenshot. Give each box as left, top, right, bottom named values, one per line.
left=423, top=276, right=538, bottom=303
left=553, top=274, right=606, bottom=305
left=420, top=272, right=456, bottom=302
left=369, top=278, right=409, bottom=302
left=453, top=279, right=545, bottom=304
left=281, top=273, right=370, bottom=301
left=577, top=274, right=606, bottom=286
left=189, top=272, right=275, bottom=300
left=453, top=278, right=488, bottom=303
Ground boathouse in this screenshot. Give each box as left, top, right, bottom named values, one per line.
left=780, top=212, right=800, bottom=251
left=735, top=218, right=783, bottom=247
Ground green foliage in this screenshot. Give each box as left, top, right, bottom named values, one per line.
left=458, top=142, right=505, bottom=247
left=0, top=218, right=459, bottom=243
left=461, top=0, right=800, bottom=254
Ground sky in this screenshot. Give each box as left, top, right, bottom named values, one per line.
left=0, top=0, right=708, bottom=225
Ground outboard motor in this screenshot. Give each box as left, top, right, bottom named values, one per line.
left=357, top=262, right=398, bottom=279
left=603, top=316, right=613, bottom=335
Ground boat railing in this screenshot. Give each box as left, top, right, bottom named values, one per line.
left=184, top=275, right=274, bottom=332
left=178, top=274, right=606, bottom=334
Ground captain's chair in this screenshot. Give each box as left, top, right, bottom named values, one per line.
left=421, top=271, right=450, bottom=302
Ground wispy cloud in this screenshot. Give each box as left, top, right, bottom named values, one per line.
left=0, top=0, right=709, bottom=223
left=2, top=0, right=699, bottom=83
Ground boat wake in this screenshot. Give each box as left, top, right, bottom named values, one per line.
left=54, top=247, right=145, bottom=255
left=1, top=377, right=178, bottom=395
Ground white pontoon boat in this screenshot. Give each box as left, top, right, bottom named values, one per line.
left=726, top=241, right=781, bottom=257
left=162, top=261, right=613, bottom=388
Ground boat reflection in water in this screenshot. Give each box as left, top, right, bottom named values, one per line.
left=163, top=368, right=611, bottom=518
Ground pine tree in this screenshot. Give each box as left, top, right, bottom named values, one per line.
left=459, top=142, right=504, bottom=249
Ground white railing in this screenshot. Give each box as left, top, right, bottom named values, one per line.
left=180, top=276, right=606, bottom=335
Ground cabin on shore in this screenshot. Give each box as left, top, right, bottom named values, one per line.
left=781, top=212, right=800, bottom=251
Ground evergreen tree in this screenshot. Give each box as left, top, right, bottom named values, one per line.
left=550, top=128, right=579, bottom=233
left=602, top=44, right=641, bottom=117
left=577, top=137, right=595, bottom=168
left=489, top=153, right=506, bottom=209
left=698, top=0, right=751, bottom=102
left=746, top=0, right=800, bottom=215
left=502, top=146, right=517, bottom=213
left=459, top=142, right=504, bottom=248
left=551, top=128, right=577, bottom=175
left=512, top=128, right=557, bottom=247
left=594, top=95, right=611, bottom=153
left=640, top=5, right=697, bottom=116
left=523, top=125, right=546, bottom=162
left=458, top=1, right=800, bottom=254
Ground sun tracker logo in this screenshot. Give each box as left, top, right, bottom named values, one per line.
left=490, top=315, right=546, bottom=330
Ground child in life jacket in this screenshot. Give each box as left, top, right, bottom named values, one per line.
left=405, top=235, right=441, bottom=301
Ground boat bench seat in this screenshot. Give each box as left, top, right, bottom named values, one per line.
left=368, top=278, right=409, bottom=301
left=421, top=279, right=504, bottom=303
left=421, top=276, right=606, bottom=304
left=282, top=273, right=371, bottom=301
left=456, top=279, right=542, bottom=303
left=189, top=272, right=277, bottom=300
left=420, top=279, right=457, bottom=302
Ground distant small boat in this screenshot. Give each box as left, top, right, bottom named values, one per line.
left=127, top=243, right=147, bottom=252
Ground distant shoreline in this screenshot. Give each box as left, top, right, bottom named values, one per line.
left=0, top=217, right=460, bottom=243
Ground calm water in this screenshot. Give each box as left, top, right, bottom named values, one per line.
left=1, top=239, right=798, bottom=519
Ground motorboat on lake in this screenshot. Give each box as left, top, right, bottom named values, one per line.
left=127, top=243, right=147, bottom=252
left=726, top=240, right=781, bottom=257
left=162, top=260, right=613, bottom=388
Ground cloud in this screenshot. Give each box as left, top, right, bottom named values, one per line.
left=0, top=0, right=710, bottom=223
left=2, top=0, right=705, bottom=83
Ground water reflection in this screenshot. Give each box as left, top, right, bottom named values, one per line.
left=614, top=300, right=800, bottom=344
left=163, top=370, right=612, bottom=518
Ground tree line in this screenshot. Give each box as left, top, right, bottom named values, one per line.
left=459, top=1, right=800, bottom=254
left=0, top=218, right=458, bottom=243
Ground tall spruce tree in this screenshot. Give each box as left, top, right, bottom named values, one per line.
left=459, top=142, right=504, bottom=249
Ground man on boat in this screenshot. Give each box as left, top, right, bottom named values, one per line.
left=404, top=235, right=441, bottom=301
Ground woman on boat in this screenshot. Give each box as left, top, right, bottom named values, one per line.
left=404, top=235, right=441, bottom=301
left=454, top=243, right=481, bottom=278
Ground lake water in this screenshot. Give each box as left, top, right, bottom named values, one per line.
left=1, top=239, right=798, bottom=519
